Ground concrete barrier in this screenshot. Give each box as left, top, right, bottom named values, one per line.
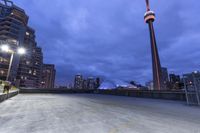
left=95, top=89, right=186, bottom=101
left=0, top=91, right=19, bottom=103
left=19, top=88, right=186, bottom=101
left=20, top=88, right=94, bottom=94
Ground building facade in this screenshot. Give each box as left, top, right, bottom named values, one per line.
left=161, top=67, right=169, bottom=90
left=0, top=1, right=28, bottom=83
left=161, top=67, right=169, bottom=83
left=169, top=73, right=182, bottom=90
left=169, top=74, right=181, bottom=84
left=74, top=74, right=83, bottom=89
left=41, top=64, right=56, bottom=89
left=145, top=81, right=154, bottom=90
left=16, top=27, right=43, bottom=88
left=95, top=77, right=100, bottom=89
left=87, top=77, right=95, bottom=90
left=74, top=74, right=100, bottom=90
left=0, top=1, right=55, bottom=88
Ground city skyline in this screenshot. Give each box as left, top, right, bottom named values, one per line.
left=12, top=0, right=200, bottom=85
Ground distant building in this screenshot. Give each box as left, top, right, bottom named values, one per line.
left=161, top=67, right=169, bottom=90
left=41, top=64, right=56, bottom=89
left=161, top=67, right=169, bottom=83
left=82, top=79, right=88, bottom=89
left=74, top=75, right=101, bottom=90
left=95, top=77, right=100, bottom=89
left=129, top=81, right=143, bottom=89
left=169, top=74, right=180, bottom=84
left=169, top=73, right=182, bottom=90
left=99, top=81, right=116, bottom=90
left=67, top=83, right=73, bottom=89
left=183, top=71, right=200, bottom=89
left=87, top=77, right=96, bottom=90
left=74, top=74, right=83, bottom=89
left=145, top=81, right=154, bottom=90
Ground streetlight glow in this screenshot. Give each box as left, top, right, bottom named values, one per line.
left=1, top=45, right=10, bottom=52
left=17, top=47, right=26, bottom=55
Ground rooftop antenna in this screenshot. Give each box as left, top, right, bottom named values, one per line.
left=145, top=0, right=150, bottom=11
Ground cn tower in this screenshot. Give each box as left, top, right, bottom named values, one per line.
left=144, top=0, right=162, bottom=90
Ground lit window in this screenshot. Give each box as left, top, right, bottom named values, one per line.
left=0, top=70, right=4, bottom=75
left=26, top=32, right=30, bottom=36
left=29, top=70, right=32, bottom=74
left=26, top=61, right=30, bottom=65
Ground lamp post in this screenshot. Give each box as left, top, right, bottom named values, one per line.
left=0, top=45, right=26, bottom=81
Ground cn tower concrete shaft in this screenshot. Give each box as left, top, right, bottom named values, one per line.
left=144, top=0, right=162, bottom=90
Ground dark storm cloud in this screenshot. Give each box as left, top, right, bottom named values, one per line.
left=13, top=0, right=200, bottom=85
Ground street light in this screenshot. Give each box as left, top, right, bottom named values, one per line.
left=1, top=45, right=9, bottom=52
left=0, top=45, right=26, bottom=81
left=17, top=47, right=26, bottom=55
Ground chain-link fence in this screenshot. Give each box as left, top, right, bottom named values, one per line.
left=184, top=74, right=200, bottom=106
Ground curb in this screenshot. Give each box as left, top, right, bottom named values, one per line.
left=0, top=91, right=19, bottom=103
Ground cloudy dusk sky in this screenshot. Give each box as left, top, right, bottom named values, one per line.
left=12, top=0, right=200, bottom=85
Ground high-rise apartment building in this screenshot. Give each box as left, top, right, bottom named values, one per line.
left=0, top=1, right=54, bottom=88
left=41, top=64, right=56, bottom=89
left=87, top=77, right=95, bottom=90
left=169, top=73, right=181, bottom=90
left=16, top=26, right=43, bottom=88
left=161, top=67, right=169, bottom=90
left=169, top=74, right=181, bottom=84
left=82, top=79, right=88, bottom=89
left=74, top=74, right=83, bottom=89
left=161, top=67, right=169, bottom=83
left=74, top=75, right=100, bottom=90
left=95, top=77, right=100, bottom=89
left=0, top=1, right=28, bottom=83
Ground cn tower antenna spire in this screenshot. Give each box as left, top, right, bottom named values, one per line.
left=145, top=0, right=150, bottom=11
left=144, top=0, right=163, bottom=90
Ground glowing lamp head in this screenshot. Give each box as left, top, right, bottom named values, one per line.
left=17, top=47, right=26, bottom=55
left=1, top=45, right=10, bottom=52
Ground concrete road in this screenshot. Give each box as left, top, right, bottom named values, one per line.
left=0, top=94, right=199, bottom=133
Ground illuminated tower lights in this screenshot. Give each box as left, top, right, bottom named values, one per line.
left=144, top=0, right=163, bottom=90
